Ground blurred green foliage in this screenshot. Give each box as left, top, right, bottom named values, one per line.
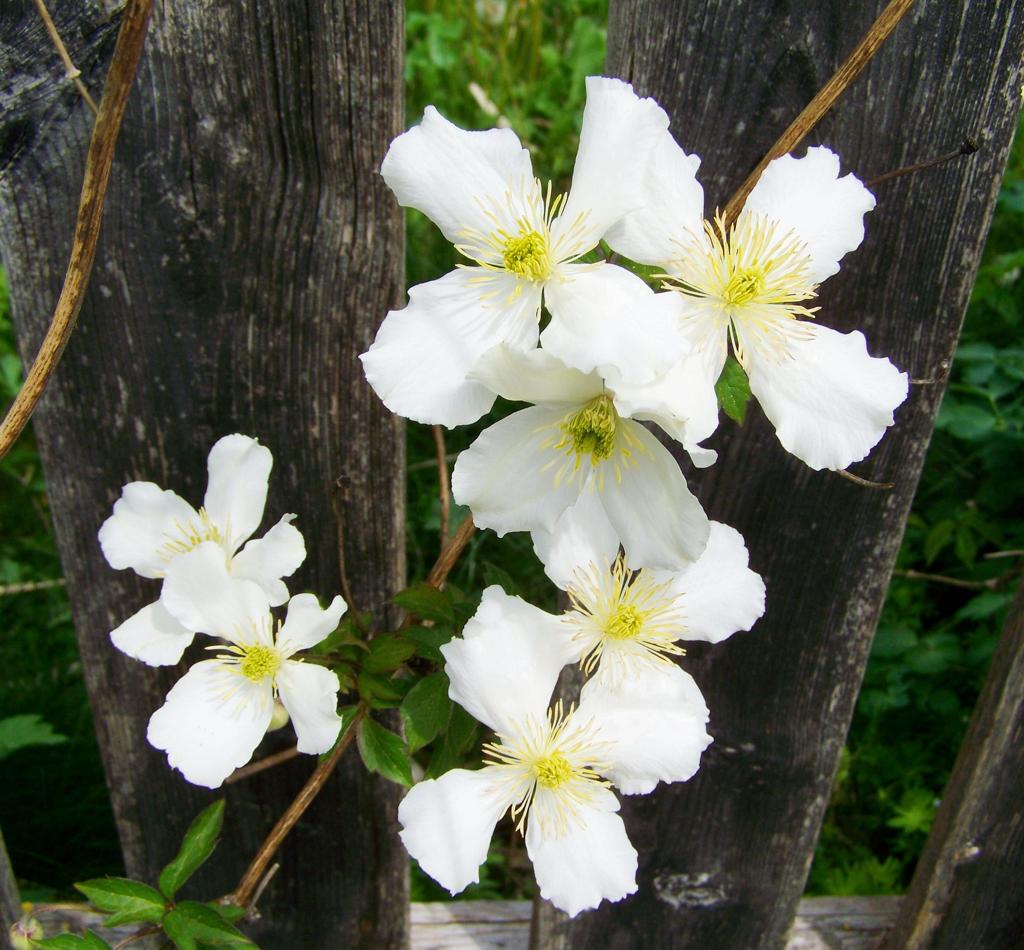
left=0, top=0, right=1020, bottom=906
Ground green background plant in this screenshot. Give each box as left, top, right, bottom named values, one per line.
left=0, top=0, right=1020, bottom=909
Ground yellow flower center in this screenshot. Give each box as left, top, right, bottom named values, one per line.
left=605, top=603, right=645, bottom=640
left=239, top=645, right=281, bottom=683
left=562, top=394, right=617, bottom=464
left=502, top=229, right=551, bottom=282
left=159, top=507, right=226, bottom=561
left=534, top=752, right=573, bottom=789
left=722, top=268, right=766, bottom=307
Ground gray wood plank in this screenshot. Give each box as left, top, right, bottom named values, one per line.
left=883, top=579, right=1024, bottom=949
left=0, top=1, right=407, bottom=945
left=532, top=1, right=1024, bottom=947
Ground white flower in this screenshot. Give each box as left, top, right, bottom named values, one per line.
left=147, top=542, right=345, bottom=788
left=398, top=587, right=711, bottom=917
left=98, top=434, right=305, bottom=666
left=360, top=77, right=685, bottom=427
left=450, top=346, right=710, bottom=571
left=533, top=490, right=765, bottom=687
left=606, top=139, right=909, bottom=471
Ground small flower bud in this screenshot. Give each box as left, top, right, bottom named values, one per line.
left=268, top=700, right=290, bottom=732
left=10, top=916, right=44, bottom=950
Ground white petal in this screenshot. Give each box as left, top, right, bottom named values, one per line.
left=469, top=343, right=603, bottom=407
left=451, top=405, right=582, bottom=537
left=98, top=482, right=199, bottom=579
left=202, top=434, right=273, bottom=552
left=526, top=790, right=638, bottom=918
left=542, top=264, right=686, bottom=385
left=360, top=269, right=541, bottom=427
left=532, top=489, right=620, bottom=591
left=399, top=767, right=512, bottom=895
left=611, top=305, right=727, bottom=449
left=160, top=542, right=271, bottom=642
left=276, top=661, right=342, bottom=754
left=441, top=586, right=576, bottom=734
left=579, top=663, right=711, bottom=795
left=381, top=106, right=534, bottom=245
left=147, top=660, right=273, bottom=788
left=742, top=146, right=875, bottom=284
left=231, top=514, right=306, bottom=606
left=604, top=127, right=705, bottom=266
left=669, top=521, right=765, bottom=643
left=109, top=600, right=195, bottom=667
left=599, top=420, right=709, bottom=569
left=276, top=593, right=347, bottom=657
left=744, top=323, right=909, bottom=471
left=552, top=77, right=671, bottom=253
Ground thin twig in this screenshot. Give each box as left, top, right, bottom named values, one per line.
left=0, top=577, right=65, bottom=596
left=247, top=862, right=280, bottom=916
left=722, top=0, right=917, bottom=228
left=225, top=745, right=299, bottom=784
left=408, top=451, right=458, bottom=473
left=984, top=550, right=1024, bottom=561
left=0, top=0, right=154, bottom=462
left=425, top=515, right=475, bottom=590
left=432, top=425, right=451, bottom=553
left=893, top=568, right=1009, bottom=591
left=32, top=0, right=99, bottom=114
left=330, top=477, right=358, bottom=613
left=230, top=706, right=365, bottom=910
left=866, top=138, right=978, bottom=189
left=112, top=925, right=161, bottom=949
left=835, top=469, right=895, bottom=490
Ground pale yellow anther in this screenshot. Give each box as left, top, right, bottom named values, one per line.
left=605, top=603, right=645, bottom=641
left=502, top=229, right=552, bottom=282
left=239, top=644, right=281, bottom=683
left=561, top=394, right=617, bottom=465
left=534, top=752, right=573, bottom=789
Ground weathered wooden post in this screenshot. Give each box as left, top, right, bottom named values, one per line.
left=531, top=1, right=1024, bottom=946
left=0, top=1, right=408, bottom=944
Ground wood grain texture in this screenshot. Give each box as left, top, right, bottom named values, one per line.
left=532, top=1, right=1024, bottom=947
left=0, top=1, right=408, bottom=946
left=0, top=829, right=21, bottom=939
left=883, top=578, right=1024, bottom=949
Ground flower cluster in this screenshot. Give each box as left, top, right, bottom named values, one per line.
left=363, top=76, right=907, bottom=915
left=99, top=434, right=346, bottom=788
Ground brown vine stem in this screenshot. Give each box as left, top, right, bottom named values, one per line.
left=432, top=424, right=452, bottom=553
left=721, top=0, right=917, bottom=228
left=0, top=0, right=154, bottom=462
left=835, top=469, right=895, bottom=490
left=866, top=138, right=979, bottom=189
left=32, top=0, right=99, bottom=114
left=225, top=744, right=299, bottom=784
left=426, top=514, right=475, bottom=590
left=230, top=705, right=366, bottom=910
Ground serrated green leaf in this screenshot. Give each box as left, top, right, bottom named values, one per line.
left=403, top=625, right=452, bottom=664
left=158, top=800, right=225, bottom=900
left=34, top=933, right=111, bottom=949
left=163, top=901, right=255, bottom=949
left=363, top=636, right=416, bottom=673
left=0, top=713, right=68, bottom=759
left=357, top=717, right=413, bottom=786
left=715, top=357, right=751, bottom=425
left=400, top=673, right=452, bottom=752
left=393, top=583, right=456, bottom=624
left=75, top=877, right=165, bottom=927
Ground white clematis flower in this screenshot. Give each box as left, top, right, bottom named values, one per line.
left=450, top=346, right=710, bottom=571
left=361, top=76, right=684, bottom=427
left=606, top=139, right=909, bottom=471
left=398, top=586, right=711, bottom=917
left=98, top=434, right=305, bottom=666
left=533, top=490, right=765, bottom=688
left=147, top=542, right=345, bottom=788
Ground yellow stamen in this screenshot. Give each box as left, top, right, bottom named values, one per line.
left=502, top=229, right=551, bottom=282
left=158, top=507, right=226, bottom=561
left=560, top=394, right=617, bottom=465
left=534, top=752, right=573, bottom=789
left=238, top=644, right=281, bottom=683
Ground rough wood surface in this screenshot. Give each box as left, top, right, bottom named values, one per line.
left=0, top=1, right=407, bottom=946
left=533, top=1, right=1024, bottom=947
left=1, top=828, right=22, bottom=940
left=883, top=579, right=1024, bottom=949
left=32, top=897, right=902, bottom=949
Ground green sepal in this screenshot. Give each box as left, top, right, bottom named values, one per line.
left=400, top=672, right=453, bottom=752
left=75, top=877, right=166, bottom=927
left=162, top=901, right=255, bottom=949
left=158, top=800, right=225, bottom=900
left=715, top=356, right=752, bottom=425
left=356, top=716, right=413, bottom=786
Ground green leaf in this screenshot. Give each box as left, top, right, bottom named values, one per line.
left=158, top=800, right=225, bottom=900
left=403, top=625, right=453, bottom=664
left=208, top=901, right=247, bottom=923
left=318, top=705, right=361, bottom=762
left=0, top=713, right=68, bottom=759
left=357, top=671, right=408, bottom=707
left=393, top=583, right=456, bottom=624
left=400, top=672, right=452, bottom=752
left=923, top=520, right=954, bottom=564
left=357, top=717, right=413, bottom=786
left=162, top=901, right=255, bottom=949
left=75, top=878, right=166, bottom=927
left=34, top=934, right=111, bottom=949
left=715, top=357, right=751, bottom=425
left=363, top=636, right=416, bottom=674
